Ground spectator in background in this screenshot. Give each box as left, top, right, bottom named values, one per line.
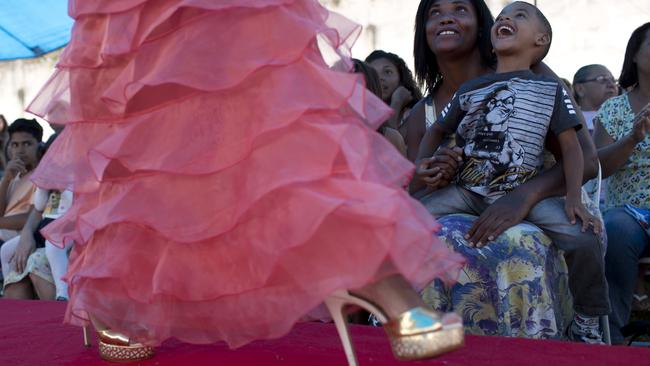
left=0, top=119, right=42, bottom=243
left=352, top=59, right=407, bottom=156
left=1, top=133, right=66, bottom=300
left=0, top=115, right=8, bottom=176
left=407, top=0, right=599, bottom=341
left=573, top=64, right=619, bottom=134
left=365, top=50, right=422, bottom=153
left=594, top=22, right=650, bottom=344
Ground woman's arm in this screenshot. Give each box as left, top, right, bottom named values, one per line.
left=594, top=104, right=650, bottom=178
left=405, top=101, right=427, bottom=161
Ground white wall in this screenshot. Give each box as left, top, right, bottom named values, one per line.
left=0, top=51, right=59, bottom=137
left=322, top=0, right=650, bottom=82
left=0, top=0, right=647, bottom=125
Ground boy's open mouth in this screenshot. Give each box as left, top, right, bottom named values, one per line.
left=497, top=25, right=515, bottom=37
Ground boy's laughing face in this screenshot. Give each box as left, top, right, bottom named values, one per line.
left=491, top=2, right=547, bottom=57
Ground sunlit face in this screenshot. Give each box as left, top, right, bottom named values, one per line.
left=425, top=0, right=479, bottom=56
left=574, top=66, right=618, bottom=110
left=485, top=89, right=515, bottom=124
left=491, top=2, right=541, bottom=56
left=368, top=57, right=401, bottom=102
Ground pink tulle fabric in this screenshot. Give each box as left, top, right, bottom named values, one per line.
left=28, top=0, right=462, bottom=348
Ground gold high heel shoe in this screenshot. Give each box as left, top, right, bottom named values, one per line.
left=324, top=290, right=464, bottom=366
left=82, top=325, right=155, bottom=362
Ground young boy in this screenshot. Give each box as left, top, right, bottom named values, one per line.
left=423, top=2, right=608, bottom=343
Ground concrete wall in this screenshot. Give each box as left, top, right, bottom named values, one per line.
left=0, top=0, right=647, bottom=126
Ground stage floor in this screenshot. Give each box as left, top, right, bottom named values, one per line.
left=1, top=299, right=648, bottom=366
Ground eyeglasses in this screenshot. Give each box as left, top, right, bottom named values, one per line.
left=576, top=75, right=617, bottom=85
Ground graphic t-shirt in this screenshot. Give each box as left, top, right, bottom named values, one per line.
left=436, top=70, right=581, bottom=201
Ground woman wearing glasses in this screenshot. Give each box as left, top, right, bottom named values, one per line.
left=573, top=65, right=619, bottom=134
left=593, top=22, right=650, bottom=344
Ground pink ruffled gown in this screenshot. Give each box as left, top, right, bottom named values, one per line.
left=28, top=0, right=461, bottom=348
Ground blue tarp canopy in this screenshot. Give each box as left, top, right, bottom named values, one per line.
left=0, top=0, right=72, bottom=61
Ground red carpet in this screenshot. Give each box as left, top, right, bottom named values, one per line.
left=1, top=300, right=648, bottom=366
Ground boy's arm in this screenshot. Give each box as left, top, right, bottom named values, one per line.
left=557, top=128, right=583, bottom=217
left=531, top=62, right=598, bottom=179
left=557, top=128, right=602, bottom=233
left=0, top=212, right=30, bottom=230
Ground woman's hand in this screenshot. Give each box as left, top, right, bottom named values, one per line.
left=10, top=233, right=36, bottom=274
left=390, top=86, right=413, bottom=109
left=629, top=103, right=650, bottom=143
left=465, top=190, right=533, bottom=248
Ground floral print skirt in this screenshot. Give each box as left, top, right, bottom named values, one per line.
left=422, top=214, right=573, bottom=339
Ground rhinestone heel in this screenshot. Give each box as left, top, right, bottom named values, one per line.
left=324, top=290, right=464, bottom=366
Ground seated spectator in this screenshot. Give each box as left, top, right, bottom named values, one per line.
left=352, top=59, right=406, bottom=156
left=1, top=208, right=56, bottom=299
left=573, top=64, right=619, bottom=134
left=594, top=22, right=650, bottom=344
left=0, top=115, right=9, bottom=176
left=365, top=50, right=422, bottom=158
left=414, top=1, right=606, bottom=343
left=0, top=118, right=42, bottom=243
left=1, top=133, right=71, bottom=300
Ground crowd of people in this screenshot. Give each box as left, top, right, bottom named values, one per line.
left=0, top=0, right=648, bottom=362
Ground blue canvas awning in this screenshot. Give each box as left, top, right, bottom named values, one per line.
left=0, top=0, right=72, bottom=61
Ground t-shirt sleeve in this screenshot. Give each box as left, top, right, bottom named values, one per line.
left=549, top=84, right=582, bottom=136
left=33, top=187, right=49, bottom=212
left=435, top=92, right=464, bottom=133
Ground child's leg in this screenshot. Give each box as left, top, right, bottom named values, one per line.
left=526, top=197, right=608, bottom=315
left=45, top=240, right=72, bottom=300
left=526, top=197, right=608, bottom=342
left=419, top=185, right=487, bottom=218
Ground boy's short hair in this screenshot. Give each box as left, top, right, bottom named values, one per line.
left=517, top=1, right=553, bottom=63
left=8, top=118, right=43, bottom=142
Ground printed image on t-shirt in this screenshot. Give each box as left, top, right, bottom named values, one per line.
left=436, top=71, right=579, bottom=200
left=42, top=190, right=73, bottom=219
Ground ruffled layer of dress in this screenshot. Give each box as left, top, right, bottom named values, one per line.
left=28, top=0, right=462, bottom=347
